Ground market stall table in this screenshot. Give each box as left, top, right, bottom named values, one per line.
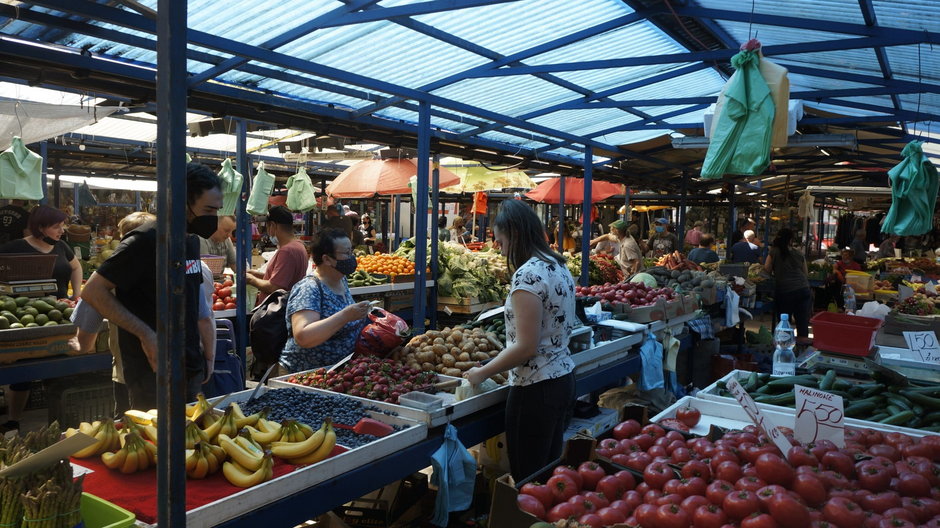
left=0, top=352, right=111, bottom=385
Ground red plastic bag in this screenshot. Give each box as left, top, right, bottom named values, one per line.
left=355, top=308, right=410, bottom=357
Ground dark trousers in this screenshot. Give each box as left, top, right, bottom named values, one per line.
left=505, top=372, right=575, bottom=482
left=775, top=287, right=813, bottom=338
left=122, top=352, right=203, bottom=410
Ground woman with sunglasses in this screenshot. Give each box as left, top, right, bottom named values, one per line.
left=359, top=213, right=376, bottom=252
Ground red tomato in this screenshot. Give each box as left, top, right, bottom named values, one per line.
left=642, top=423, right=667, bottom=438
left=213, top=301, right=225, bottom=311
left=862, top=511, right=883, bottom=528
left=644, top=461, right=676, bottom=490
left=577, top=461, right=605, bottom=491
left=582, top=491, right=609, bottom=509
left=885, top=433, right=915, bottom=451
left=791, top=473, right=828, bottom=507
left=682, top=459, right=712, bottom=481
left=676, top=406, right=702, bottom=428
left=723, top=490, right=761, bottom=521
left=693, top=503, right=728, bottom=528
left=516, top=494, right=545, bottom=519
left=881, top=507, right=916, bottom=523
left=755, top=485, right=787, bottom=510
left=613, top=470, right=636, bottom=491
left=706, top=479, right=734, bottom=505
left=711, top=450, right=740, bottom=469
left=679, top=477, right=708, bottom=498
left=657, top=503, right=692, bottom=528
left=663, top=479, right=682, bottom=496
left=610, top=453, right=631, bottom=467
left=897, top=471, right=931, bottom=497
left=755, top=453, right=795, bottom=486
left=715, top=461, right=743, bottom=483
left=671, top=447, right=693, bottom=464
left=225, top=302, right=236, bottom=310
left=624, top=451, right=653, bottom=472
left=787, top=445, right=820, bottom=468
left=520, top=483, right=554, bottom=511
left=569, top=493, right=599, bottom=514
left=634, top=433, right=656, bottom=451
left=648, top=445, right=668, bottom=458
left=643, top=489, right=664, bottom=505
left=822, top=497, right=865, bottom=528
left=857, top=462, right=892, bottom=492
left=818, top=470, right=850, bottom=490
left=868, top=444, right=900, bottom=462
left=734, top=476, right=767, bottom=493
left=596, top=475, right=626, bottom=503
left=619, top=437, right=641, bottom=454
left=547, top=474, right=578, bottom=503
left=577, top=513, right=603, bottom=528
left=596, top=506, right=627, bottom=525
left=552, top=466, right=583, bottom=490
left=621, top=490, right=642, bottom=512
left=566, top=495, right=587, bottom=517
left=859, top=491, right=901, bottom=514
left=680, top=495, right=709, bottom=516
left=598, top=438, right=621, bottom=453
left=635, top=503, right=659, bottom=527
left=876, top=519, right=916, bottom=528
left=741, top=513, right=779, bottom=528
left=822, top=451, right=856, bottom=479
left=612, top=419, right=641, bottom=440
left=608, top=499, right=632, bottom=516
left=658, top=493, right=684, bottom=506
left=218, top=287, right=232, bottom=298
left=767, top=492, right=811, bottom=528
left=222, top=279, right=233, bottom=287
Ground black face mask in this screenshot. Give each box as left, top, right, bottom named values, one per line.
left=187, top=212, right=218, bottom=239
left=42, top=236, right=57, bottom=245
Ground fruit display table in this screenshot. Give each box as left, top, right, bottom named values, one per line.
left=0, top=352, right=112, bottom=386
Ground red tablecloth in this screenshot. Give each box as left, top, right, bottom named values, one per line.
left=73, top=445, right=346, bottom=523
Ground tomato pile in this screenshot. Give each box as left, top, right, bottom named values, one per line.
left=575, top=282, right=677, bottom=308
left=212, top=279, right=235, bottom=311
left=518, top=417, right=940, bottom=528
left=286, top=356, right=438, bottom=404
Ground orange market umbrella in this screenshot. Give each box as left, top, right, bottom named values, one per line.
left=525, top=177, right=624, bottom=204
left=325, top=159, right=460, bottom=198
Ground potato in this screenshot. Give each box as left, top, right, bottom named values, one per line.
left=444, top=368, right=463, bottom=377
left=450, top=346, right=461, bottom=356
left=458, top=352, right=471, bottom=362
left=441, top=354, right=456, bottom=368
left=460, top=342, right=475, bottom=354
left=489, top=350, right=499, bottom=357
left=419, top=351, right=436, bottom=363
left=421, top=362, right=435, bottom=371
left=450, top=332, right=463, bottom=345
left=427, top=330, right=442, bottom=339
left=432, top=344, right=448, bottom=356
left=492, top=373, right=506, bottom=384
left=455, top=361, right=474, bottom=370
left=472, top=351, right=490, bottom=362
left=445, top=335, right=456, bottom=345
left=435, top=365, right=445, bottom=373
left=477, top=343, right=490, bottom=353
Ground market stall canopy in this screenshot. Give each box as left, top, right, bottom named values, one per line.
left=0, top=100, right=121, bottom=150
left=525, top=177, right=624, bottom=204
left=324, top=159, right=460, bottom=198
left=439, top=158, right=535, bottom=193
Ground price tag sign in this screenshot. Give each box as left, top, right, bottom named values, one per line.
left=794, top=385, right=845, bottom=447
left=899, top=285, right=914, bottom=301
left=726, top=378, right=792, bottom=455
left=902, top=331, right=940, bottom=365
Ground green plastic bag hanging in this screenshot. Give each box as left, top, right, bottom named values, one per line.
left=0, top=136, right=44, bottom=200
left=217, top=158, right=243, bottom=216
left=700, top=49, right=775, bottom=180
left=246, top=160, right=275, bottom=216
left=285, top=167, right=317, bottom=212
left=882, top=141, right=939, bottom=236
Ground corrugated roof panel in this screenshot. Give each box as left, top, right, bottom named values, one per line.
left=884, top=45, right=940, bottom=82
left=543, top=147, right=584, bottom=159
left=430, top=75, right=579, bottom=118
left=803, top=102, right=890, bottom=117
left=72, top=116, right=157, bottom=143
left=602, top=130, right=675, bottom=147
left=710, top=20, right=858, bottom=46
left=699, top=0, right=865, bottom=24
left=610, top=68, right=726, bottom=101
left=661, top=108, right=708, bottom=125
left=897, top=91, right=940, bottom=118
left=771, top=49, right=882, bottom=77
left=477, top=129, right=553, bottom=150
left=526, top=21, right=683, bottom=65
left=873, top=0, right=940, bottom=31
left=529, top=109, right=640, bottom=134
left=408, top=0, right=632, bottom=57
left=781, top=71, right=881, bottom=92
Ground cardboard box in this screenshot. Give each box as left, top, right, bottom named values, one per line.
left=0, top=324, right=78, bottom=364
left=624, top=299, right=666, bottom=323
left=665, top=298, right=685, bottom=319
left=564, top=406, right=620, bottom=440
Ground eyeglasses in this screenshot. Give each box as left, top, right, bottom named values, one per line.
left=334, top=251, right=353, bottom=259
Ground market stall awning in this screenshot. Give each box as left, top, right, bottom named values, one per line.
left=324, top=159, right=460, bottom=198
left=525, top=177, right=624, bottom=204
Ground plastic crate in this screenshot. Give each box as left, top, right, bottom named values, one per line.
left=50, top=382, right=113, bottom=427
left=81, top=493, right=136, bottom=528
left=810, top=311, right=883, bottom=357
left=0, top=253, right=57, bottom=281
left=201, top=254, right=226, bottom=276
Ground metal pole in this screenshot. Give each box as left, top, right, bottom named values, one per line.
left=728, top=184, right=737, bottom=254
left=73, top=184, right=79, bottom=217
left=53, top=157, right=61, bottom=209
left=429, top=153, right=440, bottom=330
left=393, top=194, right=401, bottom=252
left=39, top=141, right=48, bottom=205
left=558, top=177, right=566, bottom=251
left=623, top=186, right=631, bottom=223
left=678, top=172, right=688, bottom=248
left=580, top=148, right=593, bottom=286
left=817, top=198, right=826, bottom=256
left=155, top=0, right=188, bottom=525
left=413, top=101, right=430, bottom=333
left=235, top=119, right=249, bottom=371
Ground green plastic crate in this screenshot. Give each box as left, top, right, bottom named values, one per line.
left=81, top=493, right=135, bottom=528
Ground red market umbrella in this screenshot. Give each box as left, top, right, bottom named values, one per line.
left=525, top=177, right=624, bottom=204
left=325, top=159, right=460, bottom=198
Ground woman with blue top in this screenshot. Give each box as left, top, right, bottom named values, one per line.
left=280, top=228, right=371, bottom=374
left=465, top=199, right=577, bottom=481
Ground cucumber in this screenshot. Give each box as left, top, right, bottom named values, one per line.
left=755, top=385, right=773, bottom=395
left=869, top=412, right=890, bottom=422
left=924, top=410, right=940, bottom=423
left=745, top=372, right=760, bottom=392
left=922, top=425, right=940, bottom=432
left=900, top=390, right=940, bottom=410
left=819, top=370, right=837, bottom=391
left=885, top=397, right=912, bottom=411
left=880, top=410, right=915, bottom=426
left=754, top=392, right=796, bottom=406
left=767, top=375, right=818, bottom=387
left=832, top=379, right=853, bottom=392
left=886, top=404, right=903, bottom=416
left=844, top=401, right=878, bottom=418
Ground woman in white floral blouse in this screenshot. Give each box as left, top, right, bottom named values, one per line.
left=465, top=200, right=577, bottom=481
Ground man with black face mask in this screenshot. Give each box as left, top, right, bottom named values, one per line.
left=246, top=205, right=308, bottom=306
left=82, top=163, right=221, bottom=410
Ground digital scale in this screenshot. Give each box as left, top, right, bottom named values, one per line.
left=0, top=279, right=58, bottom=297
left=800, top=348, right=872, bottom=377
left=801, top=346, right=940, bottom=385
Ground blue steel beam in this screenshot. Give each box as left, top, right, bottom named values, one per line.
left=351, top=10, right=650, bottom=117
left=857, top=0, right=903, bottom=122
left=21, top=0, right=638, bottom=162
left=580, top=148, right=592, bottom=287
left=413, top=101, right=430, bottom=333
left=468, top=36, right=933, bottom=77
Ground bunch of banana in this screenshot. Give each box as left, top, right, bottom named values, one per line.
left=186, top=393, right=212, bottom=421
left=185, top=441, right=226, bottom=479
left=270, top=418, right=336, bottom=466
left=228, top=402, right=266, bottom=429
left=276, top=419, right=314, bottom=443
left=123, top=409, right=158, bottom=426
left=217, top=433, right=264, bottom=471
left=222, top=450, right=273, bottom=488
left=121, top=419, right=159, bottom=446
left=201, top=406, right=238, bottom=443
left=101, top=431, right=157, bottom=474
left=68, top=418, right=121, bottom=458
left=244, top=419, right=282, bottom=446
left=185, top=420, right=210, bottom=450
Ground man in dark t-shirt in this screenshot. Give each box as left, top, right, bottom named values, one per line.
left=81, top=163, right=222, bottom=409
left=0, top=200, right=29, bottom=244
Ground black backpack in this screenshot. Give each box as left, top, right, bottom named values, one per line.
left=249, top=289, right=289, bottom=365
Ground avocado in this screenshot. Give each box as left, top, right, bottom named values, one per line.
left=19, top=314, right=34, bottom=325
left=0, top=316, right=9, bottom=329
left=63, top=307, right=74, bottom=318
left=47, top=309, right=62, bottom=322
left=1, top=300, right=15, bottom=312
left=25, top=322, right=38, bottom=327
left=43, top=321, right=58, bottom=326
left=14, top=296, right=29, bottom=307
left=22, top=306, right=38, bottom=317
left=34, top=314, right=49, bottom=326
left=9, top=323, right=23, bottom=329
left=1, top=311, right=18, bottom=323
left=29, top=300, right=54, bottom=314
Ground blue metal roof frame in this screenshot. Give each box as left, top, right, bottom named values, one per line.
left=0, top=0, right=938, bottom=187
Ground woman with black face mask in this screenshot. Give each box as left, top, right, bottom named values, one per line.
left=278, top=228, right=371, bottom=374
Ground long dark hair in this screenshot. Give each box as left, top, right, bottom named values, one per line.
left=772, top=228, right=794, bottom=259
left=494, top=200, right=565, bottom=270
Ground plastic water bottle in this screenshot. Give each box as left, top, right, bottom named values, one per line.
left=843, top=284, right=856, bottom=314
left=772, top=314, right=796, bottom=377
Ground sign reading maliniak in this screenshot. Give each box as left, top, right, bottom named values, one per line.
left=726, top=377, right=792, bottom=455
left=794, top=384, right=845, bottom=447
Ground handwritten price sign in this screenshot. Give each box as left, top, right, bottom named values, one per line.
left=794, top=385, right=845, bottom=447
left=903, top=331, right=940, bottom=365
left=726, top=377, right=792, bottom=455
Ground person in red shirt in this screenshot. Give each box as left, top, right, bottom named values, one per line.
left=833, top=248, right=862, bottom=283
left=247, top=206, right=308, bottom=305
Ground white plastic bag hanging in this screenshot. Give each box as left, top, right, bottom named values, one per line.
left=725, top=286, right=741, bottom=327
left=246, top=160, right=275, bottom=216
left=217, top=158, right=243, bottom=216
left=285, top=167, right=317, bottom=212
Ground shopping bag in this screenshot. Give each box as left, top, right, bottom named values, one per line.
left=638, top=332, right=664, bottom=391
left=0, top=136, right=43, bottom=200
left=217, top=158, right=243, bottom=216
left=246, top=161, right=275, bottom=216
left=354, top=308, right=410, bottom=358
left=725, top=286, right=741, bottom=327
left=430, top=424, right=476, bottom=526
left=285, top=168, right=317, bottom=212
